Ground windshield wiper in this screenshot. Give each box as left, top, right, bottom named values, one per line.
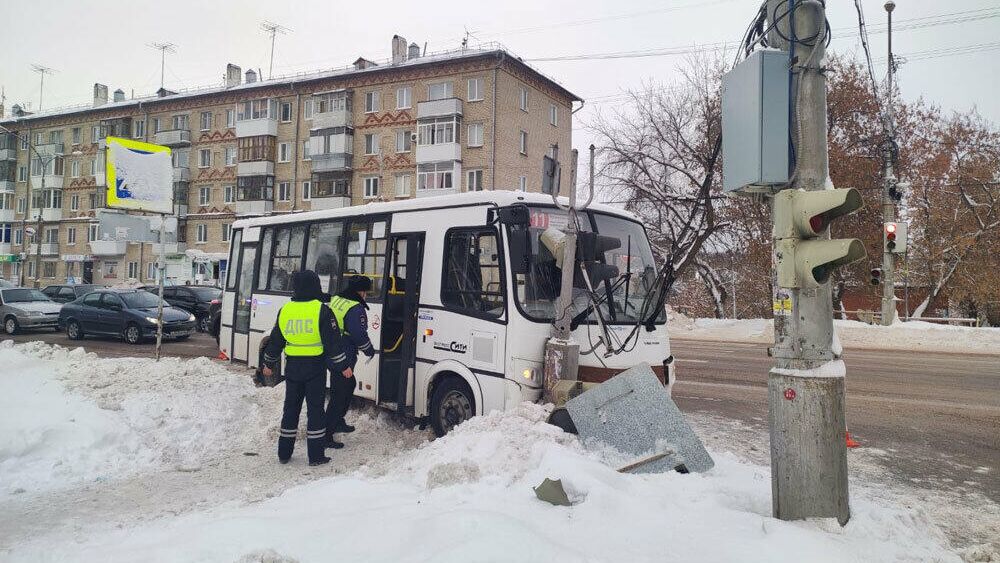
left=569, top=275, right=629, bottom=331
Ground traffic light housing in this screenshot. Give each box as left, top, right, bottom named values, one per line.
left=870, top=267, right=882, bottom=285
left=883, top=222, right=907, bottom=254
left=575, top=231, right=622, bottom=286
left=774, top=188, right=867, bottom=288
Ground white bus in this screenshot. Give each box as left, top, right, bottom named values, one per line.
left=219, top=191, right=675, bottom=435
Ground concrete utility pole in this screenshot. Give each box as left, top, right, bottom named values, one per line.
left=766, top=0, right=850, bottom=525
left=880, top=0, right=898, bottom=326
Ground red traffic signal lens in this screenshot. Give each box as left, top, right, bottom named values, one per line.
left=885, top=223, right=897, bottom=234
left=887, top=232, right=896, bottom=241
left=809, top=215, right=825, bottom=233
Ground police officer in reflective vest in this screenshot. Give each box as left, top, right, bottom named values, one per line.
left=325, top=275, right=375, bottom=448
left=262, top=270, right=349, bottom=466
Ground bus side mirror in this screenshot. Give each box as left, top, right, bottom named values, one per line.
left=507, top=225, right=531, bottom=275
left=492, top=204, right=530, bottom=226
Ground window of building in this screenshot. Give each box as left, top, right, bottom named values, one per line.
left=549, top=104, right=558, bottom=126
left=394, top=174, right=411, bottom=198
left=67, top=227, right=76, bottom=244
left=200, top=111, right=213, bottom=131
left=93, top=155, right=106, bottom=174
left=237, top=135, right=276, bottom=162
left=72, top=127, right=81, bottom=144
left=417, top=162, right=454, bottom=191
left=71, top=160, right=80, bottom=178
left=428, top=82, right=453, bottom=101
left=21, top=136, right=29, bottom=150
left=17, top=166, right=27, bottom=182
left=468, top=77, right=484, bottom=102
left=173, top=114, right=190, bottom=130
left=467, top=169, right=484, bottom=191
left=146, top=262, right=157, bottom=281
left=301, top=180, right=311, bottom=200
left=151, top=118, right=161, bottom=133
left=396, top=87, right=412, bottom=109
left=134, top=119, right=145, bottom=138
left=88, top=223, right=98, bottom=242
left=302, top=140, right=311, bottom=160
left=225, top=147, right=237, bottom=166
left=198, top=186, right=211, bottom=206
left=519, top=130, right=528, bottom=155
left=363, top=176, right=379, bottom=199
left=237, top=99, right=276, bottom=121
left=468, top=123, right=484, bottom=147
left=49, top=130, right=63, bottom=145
left=222, top=223, right=232, bottom=242
left=198, top=149, right=211, bottom=168
left=0, top=223, right=11, bottom=244
left=88, top=193, right=96, bottom=209
left=417, top=117, right=459, bottom=146
left=519, top=87, right=529, bottom=111
left=441, top=228, right=504, bottom=317
left=237, top=174, right=275, bottom=201
left=303, top=99, right=313, bottom=119
left=280, top=102, right=292, bottom=122
left=224, top=184, right=235, bottom=204
left=70, top=194, right=79, bottom=210
left=127, top=261, right=139, bottom=279
left=519, top=176, right=527, bottom=191
left=226, top=109, right=235, bottom=128
left=278, top=142, right=290, bottom=162
left=395, top=130, right=412, bottom=153
left=364, top=91, right=380, bottom=113
left=42, top=261, right=56, bottom=279
left=278, top=182, right=292, bottom=202
left=196, top=224, right=208, bottom=243
left=364, top=134, right=379, bottom=155
left=44, top=227, right=58, bottom=243
left=313, top=173, right=350, bottom=198
left=26, top=260, right=36, bottom=279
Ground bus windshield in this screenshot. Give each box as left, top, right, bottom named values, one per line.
left=511, top=208, right=663, bottom=325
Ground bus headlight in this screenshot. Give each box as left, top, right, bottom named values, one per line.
left=514, top=359, right=544, bottom=388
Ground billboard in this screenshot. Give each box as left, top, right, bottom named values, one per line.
left=105, top=137, right=173, bottom=214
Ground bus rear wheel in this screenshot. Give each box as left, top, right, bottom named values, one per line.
left=430, top=376, right=476, bottom=437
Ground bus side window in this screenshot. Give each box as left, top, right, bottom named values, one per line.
left=268, top=225, right=306, bottom=292
left=344, top=220, right=386, bottom=302
left=256, top=228, right=273, bottom=291
left=305, top=221, right=344, bottom=294
left=441, top=228, right=505, bottom=318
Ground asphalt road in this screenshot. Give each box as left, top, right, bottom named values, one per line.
left=670, top=337, right=1000, bottom=503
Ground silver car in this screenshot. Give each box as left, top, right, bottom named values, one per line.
left=1, top=288, right=63, bottom=334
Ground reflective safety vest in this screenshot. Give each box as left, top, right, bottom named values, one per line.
left=328, top=295, right=359, bottom=335
left=278, top=300, right=324, bottom=357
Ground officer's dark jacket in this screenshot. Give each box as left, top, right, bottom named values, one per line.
left=263, top=279, right=348, bottom=381
left=332, top=290, right=375, bottom=369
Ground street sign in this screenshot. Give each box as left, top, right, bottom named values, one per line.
left=105, top=136, right=173, bottom=214
left=0, top=254, right=20, bottom=263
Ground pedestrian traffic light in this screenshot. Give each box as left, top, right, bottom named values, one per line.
left=883, top=221, right=907, bottom=254
left=773, top=188, right=867, bottom=288
left=870, top=267, right=882, bottom=285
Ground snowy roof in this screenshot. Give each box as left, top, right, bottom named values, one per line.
left=2, top=43, right=581, bottom=126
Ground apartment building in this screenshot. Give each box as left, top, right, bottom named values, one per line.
left=0, top=38, right=580, bottom=286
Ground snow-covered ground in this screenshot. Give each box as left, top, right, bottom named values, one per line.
left=669, top=311, right=1000, bottom=354
left=0, top=341, right=994, bottom=562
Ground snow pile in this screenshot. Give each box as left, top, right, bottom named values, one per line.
left=4, top=399, right=963, bottom=562
left=669, top=310, right=1000, bottom=354
left=0, top=341, right=270, bottom=497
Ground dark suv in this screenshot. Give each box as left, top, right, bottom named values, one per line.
left=142, top=285, right=221, bottom=332
left=42, top=284, right=104, bottom=304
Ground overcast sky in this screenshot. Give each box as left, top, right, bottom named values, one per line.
left=2, top=0, right=997, bottom=153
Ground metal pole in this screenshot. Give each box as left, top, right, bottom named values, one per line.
left=880, top=0, right=897, bottom=326
left=155, top=214, right=166, bottom=361
left=161, top=49, right=166, bottom=90
left=269, top=32, right=276, bottom=80
left=766, top=0, right=849, bottom=525
left=39, top=72, right=44, bottom=111
left=33, top=166, right=45, bottom=288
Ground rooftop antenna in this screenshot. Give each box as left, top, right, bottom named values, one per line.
left=30, top=64, right=56, bottom=110
left=260, top=20, right=292, bottom=79
left=462, top=27, right=482, bottom=50
left=147, top=42, right=176, bottom=90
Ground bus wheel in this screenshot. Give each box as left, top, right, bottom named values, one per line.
left=430, top=376, right=476, bottom=437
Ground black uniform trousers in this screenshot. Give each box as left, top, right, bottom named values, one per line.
left=326, top=374, right=356, bottom=437
left=279, top=360, right=328, bottom=463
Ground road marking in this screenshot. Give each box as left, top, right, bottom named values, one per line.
left=677, top=358, right=708, bottom=363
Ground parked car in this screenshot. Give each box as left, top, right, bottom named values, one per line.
left=1, top=287, right=63, bottom=334
left=42, top=284, right=104, bottom=304
left=59, top=288, right=197, bottom=344
left=141, top=285, right=221, bottom=333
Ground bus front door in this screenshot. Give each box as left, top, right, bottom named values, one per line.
left=378, top=232, right=424, bottom=412
left=231, top=243, right=257, bottom=363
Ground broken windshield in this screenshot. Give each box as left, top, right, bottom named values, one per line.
left=509, top=207, right=664, bottom=325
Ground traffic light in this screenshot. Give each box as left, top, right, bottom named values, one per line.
left=888, top=181, right=909, bottom=202
left=870, top=267, right=882, bottom=285
left=773, top=188, right=867, bottom=288
left=576, top=231, right=622, bottom=285
left=883, top=222, right=907, bottom=254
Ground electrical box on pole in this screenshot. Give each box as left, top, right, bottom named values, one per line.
left=773, top=188, right=867, bottom=288
left=721, top=49, right=790, bottom=193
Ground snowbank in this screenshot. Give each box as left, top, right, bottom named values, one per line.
left=4, top=399, right=962, bottom=562
left=0, top=340, right=270, bottom=497
left=669, top=311, right=1000, bottom=354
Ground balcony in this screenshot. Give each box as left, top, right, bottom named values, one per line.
left=0, top=180, right=14, bottom=193
left=173, top=167, right=190, bottom=182
left=34, top=142, right=64, bottom=158
left=0, top=243, right=11, bottom=256
left=150, top=242, right=186, bottom=256
left=0, top=148, right=15, bottom=161
left=0, top=209, right=13, bottom=222
left=417, top=98, right=463, bottom=119
left=30, top=175, right=64, bottom=189
left=309, top=195, right=351, bottom=211
left=40, top=208, right=63, bottom=222
left=310, top=152, right=353, bottom=173
left=94, top=172, right=106, bottom=187
left=90, top=239, right=127, bottom=256
left=236, top=161, right=274, bottom=177
left=312, top=108, right=353, bottom=130
left=235, top=118, right=277, bottom=138
left=173, top=203, right=189, bottom=218
left=233, top=200, right=273, bottom=216
left=416, top=142, right=462, bottom=164
left=28, top=243, right=59, bottom=256
left=153, top=129, right=192, bottom=147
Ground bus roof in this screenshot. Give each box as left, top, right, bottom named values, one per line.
left=231, top=191, right=637, bottom=229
